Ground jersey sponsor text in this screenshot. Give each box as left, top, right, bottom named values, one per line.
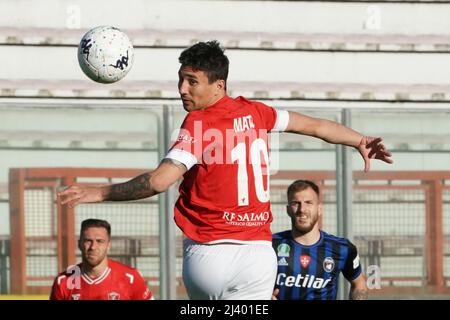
left=277, top=272, right=331, bottom=289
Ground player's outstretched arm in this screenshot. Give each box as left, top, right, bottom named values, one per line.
left=285, top=111, right=393, bottom=172
left=58, top=159, right=187, bottom=208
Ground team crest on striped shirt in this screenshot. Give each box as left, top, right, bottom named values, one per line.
left=300, top=255, right=311, bottom=268
left=323, top=257, right=335, bottom=272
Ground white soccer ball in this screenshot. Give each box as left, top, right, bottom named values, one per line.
left=77, top=26, right=134, bottom=84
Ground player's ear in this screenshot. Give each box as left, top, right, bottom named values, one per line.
left=216, top=79, right=225, bottom=92
left=318, top=203, right=323, bottom=217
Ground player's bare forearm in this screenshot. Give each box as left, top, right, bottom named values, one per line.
left=58, top=159, right=185, bottom=207
left=313, top=119, right=363, bottom=147
left=349, top=275, right=369, bottom=300
left=349, top=288, right=368, bottom=300
left=105, top=159, right=187, bottom=201
left=106, top=172, right=157, bottom=201
left=286, top=112, right=362, bottom=147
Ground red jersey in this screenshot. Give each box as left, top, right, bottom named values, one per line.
left=165, top=96, right=289, bottom=243
left=50, top=259, right=154, bottom=300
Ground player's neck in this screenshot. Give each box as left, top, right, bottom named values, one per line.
left=82, top=259, right=109, bottom=279
left=292, top=228, right=321, bottom=246
left=204, top=92, right=227, bottom=109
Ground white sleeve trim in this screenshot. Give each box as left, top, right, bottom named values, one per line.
left=165, top=148, right=198, bottom=170
left=272, top=108, right=289, bottom=132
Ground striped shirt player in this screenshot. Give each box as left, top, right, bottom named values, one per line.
left=50, top=259, right=154, bottom=300
left=272, top=180, right=368, bottom=300
left=273, top=230, right=362, bottom=300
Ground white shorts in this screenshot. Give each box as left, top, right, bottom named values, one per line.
left=182, top=238, right=277, bottom=300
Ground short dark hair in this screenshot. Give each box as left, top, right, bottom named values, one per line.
left=178, top=40, right=229, bottom=84
left=287, top=180, right=320, bottom=202
left=80, top=219, right=111, bottom=239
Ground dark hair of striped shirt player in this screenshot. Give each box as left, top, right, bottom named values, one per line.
left=272, top=180, right=368, bottom=300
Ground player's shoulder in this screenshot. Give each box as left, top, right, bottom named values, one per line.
left=53, top=263, right=82, bottom=286
left=235, top=96, right=271, bottom=108
left=108, top=259, right=137, bottom=273
left=234, top=96, right=253, bottom=105
left=108, top=259, right=143, bottom=280
left=235, top=96, right=278, bottom=125
left=272, top=230, right=292, bottom=241
left=321, top=230, right=353, bottom=246
left=54, top=273, right=68, bottom=287
left=108, top=259, right=144, bottom=286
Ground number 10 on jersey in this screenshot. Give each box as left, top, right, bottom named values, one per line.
left=231, top=138, right=270, bottom=206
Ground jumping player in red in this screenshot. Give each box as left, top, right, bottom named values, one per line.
left=58, top=41, right=393, bottom=300
left=50, top=219, right=154, bottom=300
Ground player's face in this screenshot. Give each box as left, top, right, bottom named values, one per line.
left=287, top=188, right=322, bottom=234
left=79, top=227, right=111, bottom=268
left=178, top=66, right=224, bottom=111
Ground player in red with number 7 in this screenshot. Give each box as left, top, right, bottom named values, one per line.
left=58, top=41, right=393, bottom=300
left=50, top=219, right=154, bottom=300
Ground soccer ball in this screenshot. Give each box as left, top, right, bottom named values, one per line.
left=77, top=26, right=134, bottom=84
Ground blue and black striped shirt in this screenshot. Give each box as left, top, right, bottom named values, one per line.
left=272, top=230, right=362, bottom=300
